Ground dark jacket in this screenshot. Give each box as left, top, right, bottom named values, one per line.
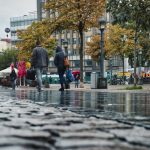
left=10, top=70, right=17, bottom=81
left=31, top=46, right=49, bottom=68
left=54, top=46, right=66, bottom=73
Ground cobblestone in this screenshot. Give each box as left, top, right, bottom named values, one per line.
left=0, top=87, right=150, bottom=149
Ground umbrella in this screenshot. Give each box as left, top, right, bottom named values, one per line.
left=72, top=70, right=80, bottom=76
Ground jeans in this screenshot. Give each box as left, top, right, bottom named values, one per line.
left=11, top=80, right=16, bottom=90
left=75, top=80, right=79, bottom=88
left=35, top=68, right=43, bottom=91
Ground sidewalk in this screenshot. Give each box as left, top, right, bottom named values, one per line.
left=17, top=83, right=150, bottom=92
left=0, top=86, right=150, bottom=149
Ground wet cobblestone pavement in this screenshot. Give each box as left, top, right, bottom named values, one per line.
left=0, top=86, right=150, bottom=150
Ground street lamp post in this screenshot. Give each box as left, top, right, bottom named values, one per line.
left=99, top=17, right=106, bottom=78
left=109, top=57, right=113, bottom=85
left=138, top=49, right=143, bottom=85
left=121, top=35, right=127, bottom=85
left=63, top=40, right=68, bottom=55
left=98, top=17, right=107, bottom=89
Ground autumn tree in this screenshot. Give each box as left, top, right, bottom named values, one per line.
left=106, top=24, right=135, bottom=83
left=86, top=24, right=135, bottom=82
left=86, top=35, right=100, bottom=62
left=45, top=0, right=105, bottom=87
left=17, top=20, right=56, bottom=61
left=107, top=0, right=150, bottom=85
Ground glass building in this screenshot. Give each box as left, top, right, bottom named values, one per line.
left=10, top=14, right=37, bottom=45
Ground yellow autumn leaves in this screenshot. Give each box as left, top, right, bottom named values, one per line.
left=86, top=24, right=140, bottom=61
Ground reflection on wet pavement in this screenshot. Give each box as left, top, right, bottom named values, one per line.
left=6, top=89, right=150, bottom=117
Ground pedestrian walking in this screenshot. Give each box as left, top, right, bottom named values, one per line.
left=49, top=76, right=52, bottom=84
left=10, top=68, right=17, bottom=90
left=74, top=73, right=80, bottom=88
left=54, top=46, right=66, bottom=91
left=31, top=39, right=49, bottom=92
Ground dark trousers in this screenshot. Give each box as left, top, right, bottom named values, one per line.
left=59, top=72, right=65, bottom=87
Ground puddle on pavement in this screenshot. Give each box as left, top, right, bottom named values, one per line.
left=8, top=89, right=150, bottom=117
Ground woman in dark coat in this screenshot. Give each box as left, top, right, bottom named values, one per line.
left=10, top=69, right=17, bottom=90
left=54, top=46, right=66, bottom=91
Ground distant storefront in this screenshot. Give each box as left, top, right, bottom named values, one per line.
left=142, top=72, right=150, bottom=84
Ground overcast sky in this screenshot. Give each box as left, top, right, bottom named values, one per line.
left=0, top=0, right=36, bottom=38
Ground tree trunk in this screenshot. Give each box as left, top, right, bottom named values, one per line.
left=134, top=30, right=138, bottom=86
left=122, top=55, right=125, bottom=84
left=78, top=21, right=84, bottom=88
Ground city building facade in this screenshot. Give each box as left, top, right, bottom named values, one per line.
left=37, top=0, right=46, bottom=21
left=0, top=39, right=11, bottom=52
left=10, top=14, right=37, bottom=46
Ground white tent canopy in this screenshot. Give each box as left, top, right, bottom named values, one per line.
left=0, top=67, right=18, bottom=77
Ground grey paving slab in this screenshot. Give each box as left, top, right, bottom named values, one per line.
left=0, top=86, right=150, bottom=149
left=0, top=137, right=51, bottom=149
left=56, top=130, right=114, bottom=139
left=110, top=127, right=150, bottom=147
left=0, top=146, right=43, bottom=150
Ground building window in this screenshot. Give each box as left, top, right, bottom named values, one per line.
left=67, top=39, right=70, bottom=44
left=74, top=60, right=80, bottom=68
left=72, top=49, right=79, bottom=55
left=85, top=36, right=91, bottom=42
left=85, top=60, right=92, bottom=66
left=73, top=38, right=77, bottom=44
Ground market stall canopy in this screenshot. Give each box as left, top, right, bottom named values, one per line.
left=0, top=67, right=18, bottom=77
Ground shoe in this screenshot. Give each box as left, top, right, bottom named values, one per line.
left=65, top=83, right=70, bottom=89
left=59, top=88, right=64, bottom=91
left=38, top=88, right=44, bottom=92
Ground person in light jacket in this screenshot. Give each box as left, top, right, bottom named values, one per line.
left=31, top=39, right=49, bottom=92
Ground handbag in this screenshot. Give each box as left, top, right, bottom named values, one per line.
left=64, top=57, right=70, bottom=67
left=26, top=68, right=36, bottom=80
left=66, top=69, right=74, bottom=82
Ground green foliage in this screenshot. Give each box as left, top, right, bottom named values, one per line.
left=107, top=0, right=150, bottom=86
left=125, top=86, right=143, bottom=90
left=107, top=0, right=150, bottom=31
left=0, top=48, right=18, bottom=70
left=138, top=32, right=150, bottom=66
